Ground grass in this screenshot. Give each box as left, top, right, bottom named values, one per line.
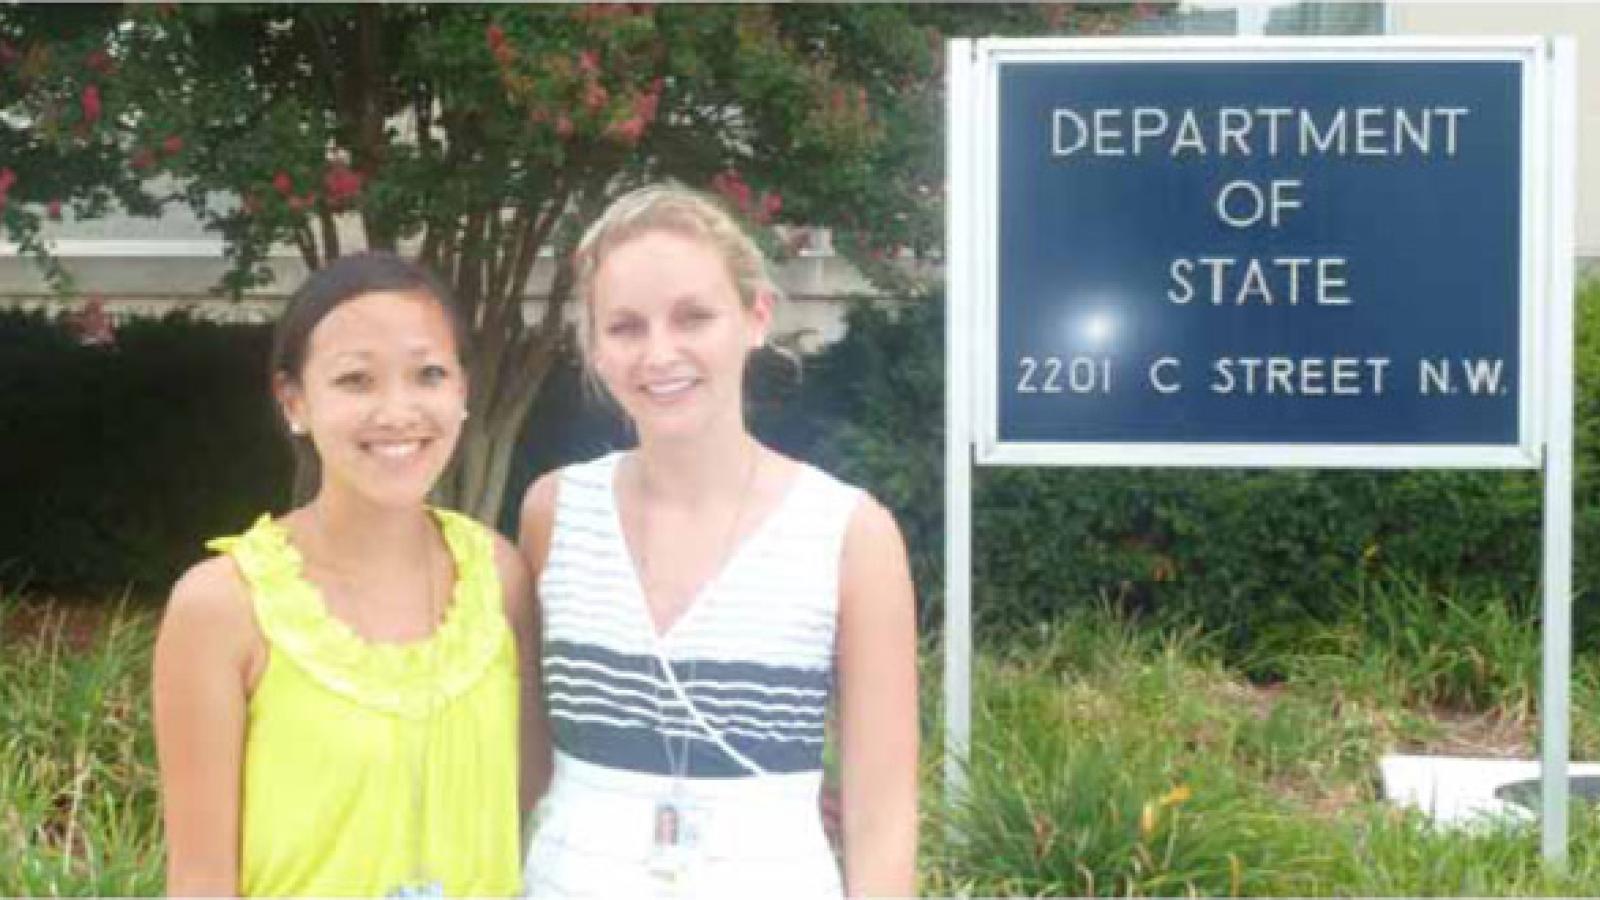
left=5, top=576, right=1599, bottom=895
left=921, top=586, right=1600, bottom=896
left=0, top=587, right=163, bottom=895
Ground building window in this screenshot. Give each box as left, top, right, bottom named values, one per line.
left=1264, top=2, right=1386, bottom=36
left=1128, top=2, right=1387, bottom=37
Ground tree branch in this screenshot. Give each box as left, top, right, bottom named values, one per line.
left=489, top=203, right=528, bottom=305
left=293, top=222, right=323, bottom=272
left=458, top=210, right=488, bottom=305
left=352, top=4, right=392, bottom=250
left=510, top=183, right=568, bottom=315
left=318, top=206, right=342, bottom=262
left=419, top=218, right=443, bottom=271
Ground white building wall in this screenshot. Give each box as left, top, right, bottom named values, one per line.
left=1389, top=2, right=1600, bottom=263
left=0, top=242, right=879, bottom=348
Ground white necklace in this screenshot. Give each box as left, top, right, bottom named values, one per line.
left=640, top=441, right=763, bottom=888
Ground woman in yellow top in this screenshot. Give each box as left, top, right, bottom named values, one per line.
left=152, top=252, right=548, bottom=896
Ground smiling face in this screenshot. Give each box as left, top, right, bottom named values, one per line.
left=276, top=289, right=467, bottom=507
left=588, top=228, right=772, bottom=443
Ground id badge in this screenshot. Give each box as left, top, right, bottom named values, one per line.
left=648, top=799, right=709, bottom=892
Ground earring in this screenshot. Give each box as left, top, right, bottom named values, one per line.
left=289, top=420, right=306, bottom=435
left=461, top=409, right=470, bottom=421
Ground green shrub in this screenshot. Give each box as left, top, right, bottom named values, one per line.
left=802, top=284, right=1600, bottom=652
left=0, top=311, right=292, bottom=595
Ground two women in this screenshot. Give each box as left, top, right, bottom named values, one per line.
left=154, top=185, right=917, bottom=897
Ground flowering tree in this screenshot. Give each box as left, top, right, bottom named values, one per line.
left=0, top=3, right=1146, bottom=520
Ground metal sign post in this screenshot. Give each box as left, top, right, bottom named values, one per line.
left=946, top=35, right=1576, bottom=865
left=943, top=38, right=977, bottom=805
left=1539, top=36, right=1577, bottom=866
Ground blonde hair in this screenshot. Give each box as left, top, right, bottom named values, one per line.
left=571, top=182, right=784, bottom=365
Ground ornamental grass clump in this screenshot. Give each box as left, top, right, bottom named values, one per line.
left=922, top=601, right=1600, bottom=897
left=0, top=592, right=162, bottom=896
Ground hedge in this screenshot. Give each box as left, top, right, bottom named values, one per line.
left=6, top=280, right=1598, bottom=658
left=0, top=311, right=291, bottom=594
left=797, top=284, right=1600, bottom=654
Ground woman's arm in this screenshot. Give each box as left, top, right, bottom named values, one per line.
left=151, top=557, right=258, bottom=896
left=836, top=496, right=920, bottom=898
left=494, top=530, right=550, bottom=847
left=515, top=472, right=562, bottom=842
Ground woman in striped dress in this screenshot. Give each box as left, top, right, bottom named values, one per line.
left=518, top=185, right=918, bottom=898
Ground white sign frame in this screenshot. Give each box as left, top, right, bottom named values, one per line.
left=945, top=35, right=1577, bottom=866
left=967, top=37, right=1548, bottom=470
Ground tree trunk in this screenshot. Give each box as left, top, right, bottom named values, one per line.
left=438, top=354, right=555, bottom=526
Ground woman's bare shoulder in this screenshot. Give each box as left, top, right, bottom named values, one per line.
left=159, top=555, right=260, bottom=660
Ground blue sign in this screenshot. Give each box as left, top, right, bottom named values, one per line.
left=995, top=59, right=1524, bottom=448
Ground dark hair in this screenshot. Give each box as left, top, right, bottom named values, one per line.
left=269, top=251, right=469, bottom=501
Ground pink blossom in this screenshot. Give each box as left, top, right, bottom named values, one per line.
left=578, top=49, right=600, bottom=75
left=710, top=169, right=751, bottom=212
left=272, top=171, right=294, bottom=196
left=608, top=115, right=646, bottom=145
left=81, top=85, right=101, bottom=124
left=0, top=167, right=16, bottom=194
left=162, top=134, right=184, bottom=155
left=47, top=199, right=62, bottom=221
left=632, top=88, right=660, bottom=122
left=323, top=163, right=363, bottom=207
left=751, top=191, right=781, bottom=225
left=583, top=81, right=609, bottom=112
left=486, top=24, right=505, bottom=51
left=575, top=4, right=628, bottom=22
left=72, top=297, right=116, bottom=347
left=556, top=115, right=575, bottom=140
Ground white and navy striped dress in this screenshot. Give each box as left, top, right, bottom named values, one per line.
left=524, top=452, right=860, bottom=899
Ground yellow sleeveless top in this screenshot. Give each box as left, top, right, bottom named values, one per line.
left=207, top=509, right=521, bottom=897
